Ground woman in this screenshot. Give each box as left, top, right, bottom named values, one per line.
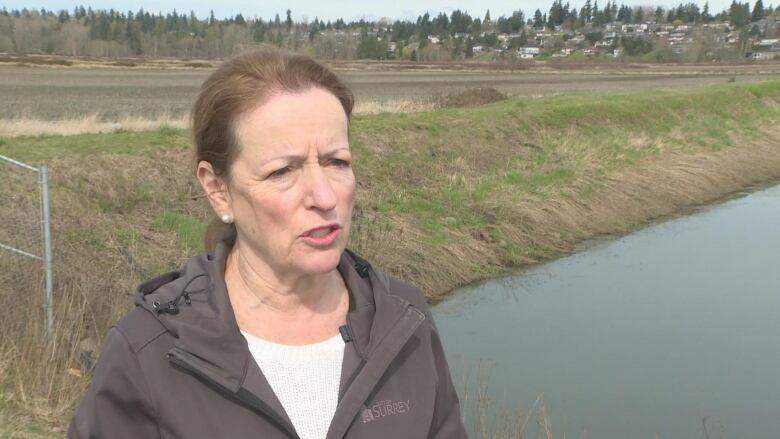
left=68, top=48, right=467, bottom=439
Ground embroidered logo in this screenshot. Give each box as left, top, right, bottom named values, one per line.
left=360, top=399, right=411, bottom=424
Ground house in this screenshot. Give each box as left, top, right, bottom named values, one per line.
left=752, top=51, right=779, bottom=60
left=622, top=24, right=648, bottom=33
left=754, top=18, right=779, bottom=37
left=472, top=45, right=484, bottom=54
left=427, top=36, right=440, bottom=44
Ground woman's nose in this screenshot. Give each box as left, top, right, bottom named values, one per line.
left=304, top=165, right=337, bottom=211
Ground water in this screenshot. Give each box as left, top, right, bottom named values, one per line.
left=433, top=183, right=780, bottom=438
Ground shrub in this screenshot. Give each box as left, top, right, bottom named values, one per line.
left=434, top=87, right=507, bottom=109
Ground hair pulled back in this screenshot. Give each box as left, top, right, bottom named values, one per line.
left=192, top=47, right=354, bottom=252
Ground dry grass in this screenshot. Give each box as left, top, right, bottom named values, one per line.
left=354, top=98, right=435, bottom=115
left=1, top=81, right=779, bottom=433
left=0, top=113, right=190, bottom=137
left=1, top=88, right=505, bottom=136
left=377, top=127, right=780, bottom=301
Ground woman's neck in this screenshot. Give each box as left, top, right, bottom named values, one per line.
left=224, top=241, right=348, bottom=344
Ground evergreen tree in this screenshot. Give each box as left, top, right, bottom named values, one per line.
left=655, top=6, right=665, bottom=22
left=634, top=7, right=645, bottom=23
left=581, top=0, right=592, bottom=22
left=285, top=9, right=292, bottom=30
left=618, top=5, right=633, bottom=22
left=730, top=0, right=750, bottom=26
left=751, top=0, right=765, bottom=21
left=533, top=9, right=544, bottom=27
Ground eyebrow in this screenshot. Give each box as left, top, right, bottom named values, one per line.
left=267, top=147, right=351, bottom=164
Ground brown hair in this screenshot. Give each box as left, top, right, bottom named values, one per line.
left=192, top=46, right=355, bottom=253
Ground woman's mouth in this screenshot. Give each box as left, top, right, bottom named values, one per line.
left=301, top=225, right=341, bottom=247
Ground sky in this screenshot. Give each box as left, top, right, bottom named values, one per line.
left=4, top=0, right=745, bottom=23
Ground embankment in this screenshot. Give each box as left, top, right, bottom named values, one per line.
left=0, top=80, right=779, bottom=425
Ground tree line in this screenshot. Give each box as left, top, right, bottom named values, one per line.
left=0, top=1, right=777, bottom=60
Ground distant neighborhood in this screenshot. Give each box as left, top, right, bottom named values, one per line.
left=0, top=2, right=778, bottom=62
left=358, top=14, right=780, bottom=62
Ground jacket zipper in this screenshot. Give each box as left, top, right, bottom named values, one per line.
left=167, top=352, right=300, bottom=439
left=338, top=358, right=366, bottom=403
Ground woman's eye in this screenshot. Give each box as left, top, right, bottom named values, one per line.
left=330, top=159, right=351, bottom=167
left=269, top=166, right=292, bottom=178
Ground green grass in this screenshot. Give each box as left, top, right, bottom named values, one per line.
left=3, top=80, right=774, bottom=253
left=152, top=210, right=208, bottom=253
left=2, top=79, right=779, bottom=274
left=0, top=126, right=190, bottom=163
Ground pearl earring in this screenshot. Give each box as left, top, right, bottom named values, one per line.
left=221, top=214, right=233, bottom=224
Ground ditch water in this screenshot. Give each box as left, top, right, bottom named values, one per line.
left=433, top=183, right=780, bottom=438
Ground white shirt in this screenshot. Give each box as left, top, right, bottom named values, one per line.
left=241, top=330, right=345, bottom=439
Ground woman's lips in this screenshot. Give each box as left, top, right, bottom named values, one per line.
left=301, top=225, right=341, bottom=247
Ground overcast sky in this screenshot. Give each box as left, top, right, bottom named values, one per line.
left=5, top=0, right=745, bottom=22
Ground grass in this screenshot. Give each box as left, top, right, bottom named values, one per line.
left=1, top=80, right=780, bottom=432
left=152, top=210, right=208, bottom=254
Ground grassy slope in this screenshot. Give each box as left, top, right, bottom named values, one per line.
left=1, top=80, right=780, bottom=429
left=2, top=81, right=779, bottom=292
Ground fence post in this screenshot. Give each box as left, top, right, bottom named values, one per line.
left=0, top=153, right=53, bottom=339
left=40, top=166, right=54, bottom=339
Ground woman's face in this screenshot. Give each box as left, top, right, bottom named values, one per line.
left=226, top=87, right=355, bottom=278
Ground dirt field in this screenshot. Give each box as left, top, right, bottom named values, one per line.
left=1, top=62, right=779, bottom=121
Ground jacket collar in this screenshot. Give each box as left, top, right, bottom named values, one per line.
left=134, top=234, right=423, bottom=416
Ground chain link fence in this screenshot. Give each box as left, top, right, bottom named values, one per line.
left=0, top=154, right=53, bottom=338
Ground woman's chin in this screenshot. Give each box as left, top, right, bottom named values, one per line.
left=293, top=248, right=344, bottom=275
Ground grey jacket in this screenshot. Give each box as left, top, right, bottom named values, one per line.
left=68, top=235, right=467, bottom=438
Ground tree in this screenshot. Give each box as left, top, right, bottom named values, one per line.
left=617, top=5, right=633, bottom=22
left=751, top=0, right=765, bottom=21
left=285, top=9, right=292, bottom=30
left=356, top=27, right=387, bottom=59
left=634, top=7, right=645, bottom=23
left=581, top=0, right=592, bottom=23
left=702, top=2, right=711, bottom=22
left=655, top=6, right=665, bottom=22
left=484, top=9, right=491, bottom=24
left=533, top=9, right=544, bottom=27
left=730, top=0, right=750, bottom=27
left=621, top=36, right=653, bottom=55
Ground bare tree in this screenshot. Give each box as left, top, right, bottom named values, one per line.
left=13, top=14, right=44, bottom=53
left=59, top=21, right=88, bottom=56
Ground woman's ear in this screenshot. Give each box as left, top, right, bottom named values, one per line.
left=196, top=160, right=232, bottom=218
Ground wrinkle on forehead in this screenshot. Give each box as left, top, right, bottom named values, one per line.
left=233, top=87, right=349, bottom=161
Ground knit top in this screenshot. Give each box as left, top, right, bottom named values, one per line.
left=241, top=330, right=345, bottom=439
